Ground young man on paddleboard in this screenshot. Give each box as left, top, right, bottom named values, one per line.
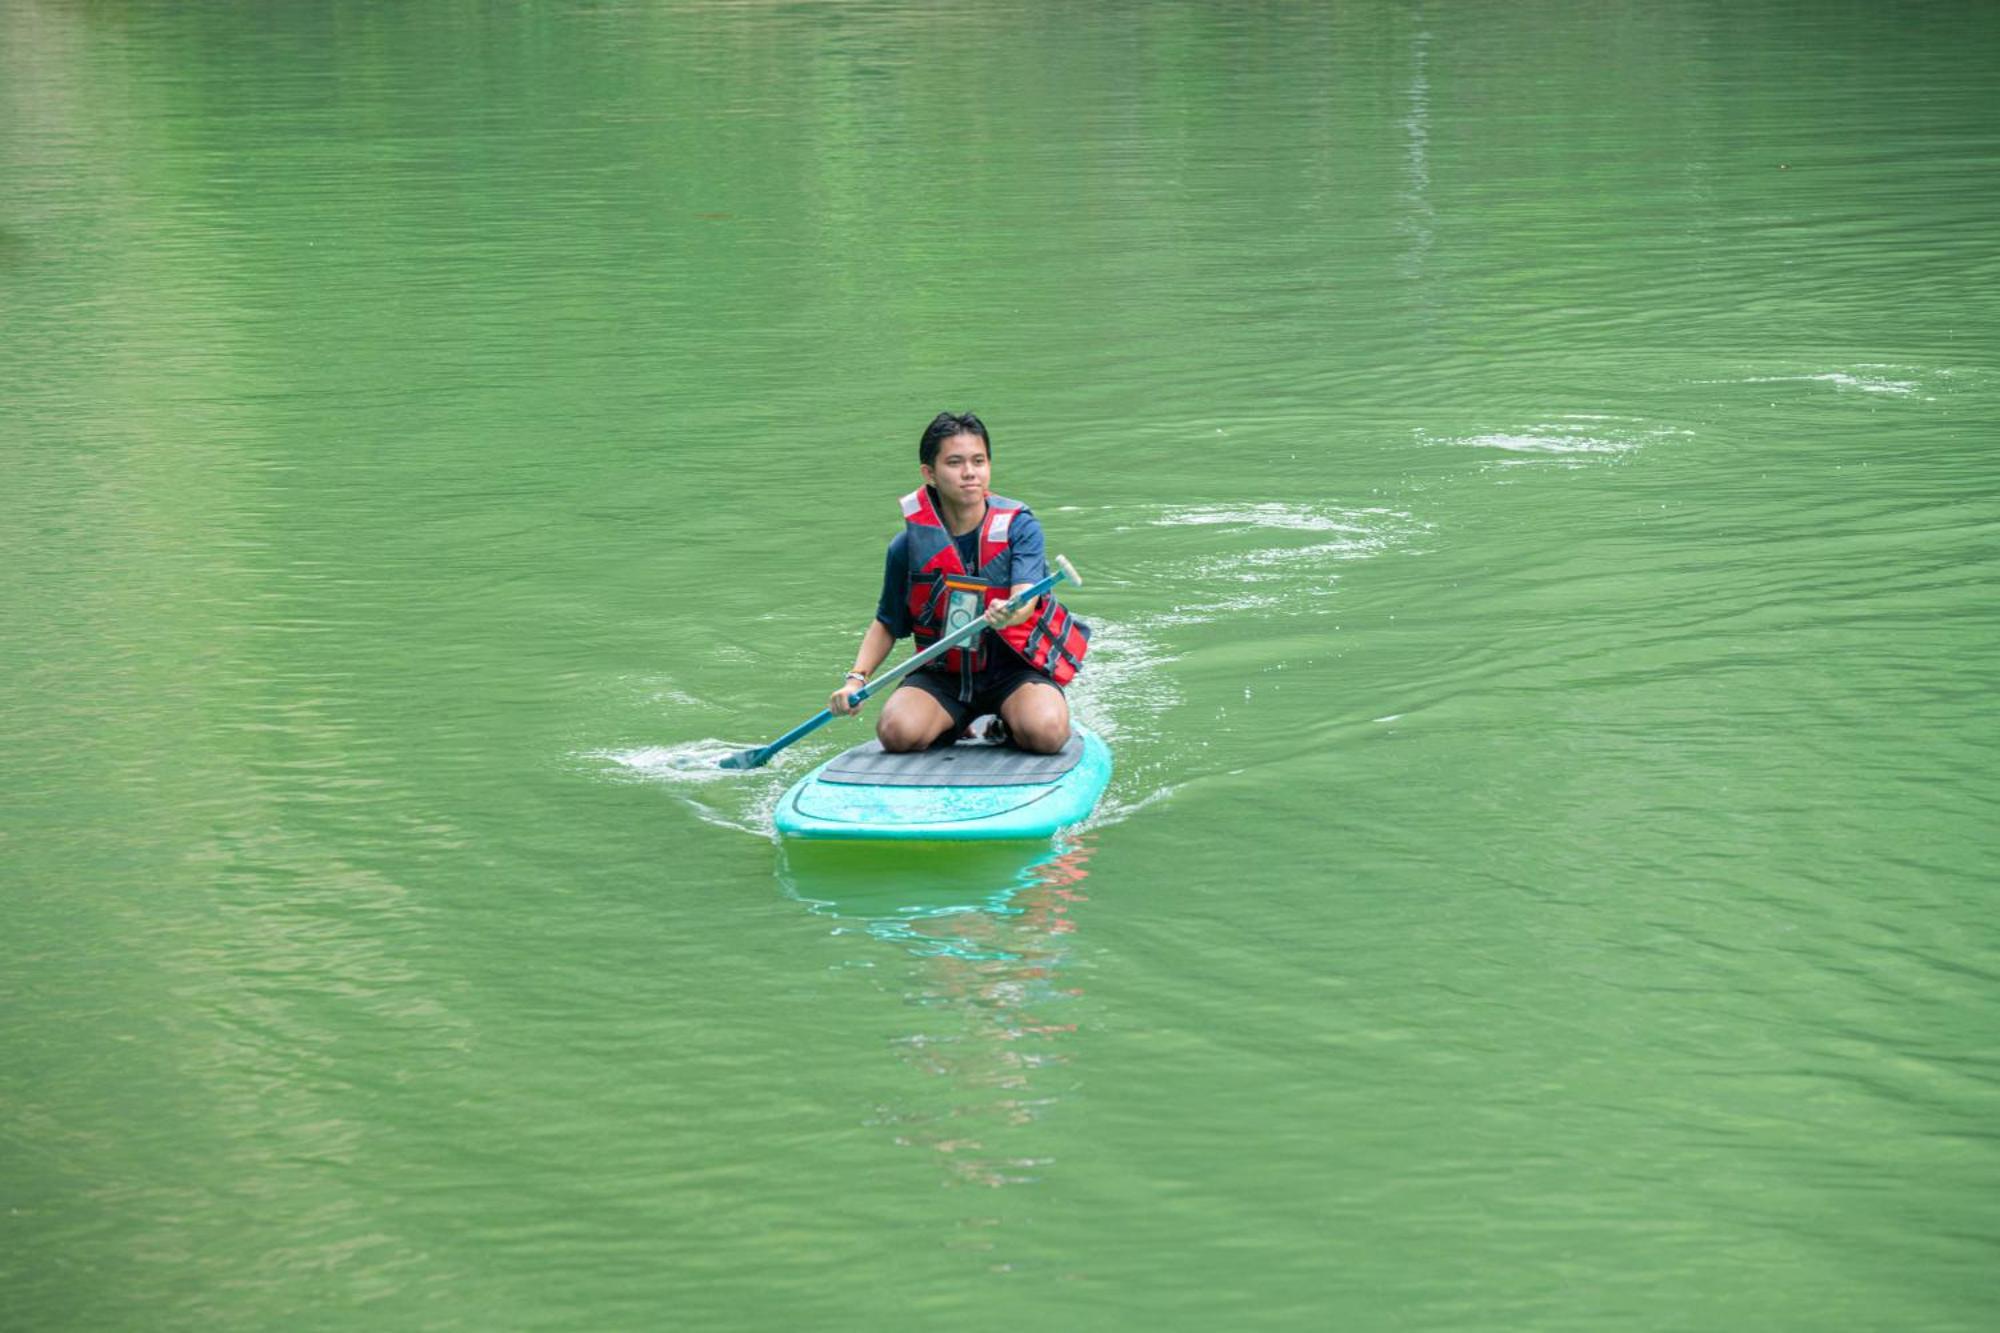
left=828, top=412, right=1090, bottom=754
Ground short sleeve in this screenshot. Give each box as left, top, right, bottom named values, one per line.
left=1008, top=510, right=1047, bottom=586
left=875, top=532, right=912, bottom=639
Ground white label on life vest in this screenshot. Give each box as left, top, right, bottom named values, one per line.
left=987, top=508, right=1015, bottom=543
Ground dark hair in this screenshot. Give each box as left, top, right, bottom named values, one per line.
left=919, top=412, right=990, bottom=468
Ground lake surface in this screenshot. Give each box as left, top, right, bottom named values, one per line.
left=4, top=1, right=1997, bottom=1328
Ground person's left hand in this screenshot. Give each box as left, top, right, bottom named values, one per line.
left=984, top=596, right=1035, bottom=630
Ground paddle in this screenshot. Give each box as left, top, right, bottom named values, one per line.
left=718, top=555, right=1082, bottom=770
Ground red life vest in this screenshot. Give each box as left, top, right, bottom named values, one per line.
left=901, top=486, right=1091, bottom=701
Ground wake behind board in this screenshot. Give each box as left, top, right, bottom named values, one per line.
left=774, top=727, right=1112, bottom=841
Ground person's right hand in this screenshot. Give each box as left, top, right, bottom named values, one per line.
left=829, top=678, right=863, bottom=716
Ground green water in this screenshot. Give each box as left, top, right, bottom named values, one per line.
left=5, top=1, right=1998, bottom=1327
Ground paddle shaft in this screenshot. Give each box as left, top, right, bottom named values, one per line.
left=846, top=564, right=1070, bottom=709
left=721, top=560, right=1074, bottom=770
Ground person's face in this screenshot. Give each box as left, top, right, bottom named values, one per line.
left=922, top=432, right=990, bottom=509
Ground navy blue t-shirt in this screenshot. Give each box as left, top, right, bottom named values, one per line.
left=874, top=504, right=1047, bottom=681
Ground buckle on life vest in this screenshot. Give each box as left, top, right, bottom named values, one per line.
left=913, top=570, right=948, bottom=624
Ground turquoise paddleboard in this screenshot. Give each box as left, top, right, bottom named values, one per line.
left=774, top=727, right=1112, bottom=841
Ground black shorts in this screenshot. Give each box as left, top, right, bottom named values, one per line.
left=895, top=663, right=1061, bottom=733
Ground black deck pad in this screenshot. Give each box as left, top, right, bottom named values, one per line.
left=821, top=734, right=1085, bottom=787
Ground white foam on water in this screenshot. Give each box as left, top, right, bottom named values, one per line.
left=1706, top=363, right=1947, bottom=398
left=1076, top=779, right=1185, bottom=833
left=1147, top=502, right=1382, bottom=533
left=1139, top=592, right=1290, bottom=627
left=1741, top=371, right=1919, bottom=396
left=1426, top=414, right=1691, bottom=465
left=597, top=738, right=759, bottom=782
left=590, top=738, right=798, bottom=837
left=1063, top=500, right=1426, bottom=827
left=1188, top=538, right=1386, bottom=580
left=1064, top=615, right=1184, bottom=742
left=1140, top=531, right=1410, bottom=624
left=1457, top=431, right=1636, bottom=455
left=1112, top=501, right=1422, bottom=632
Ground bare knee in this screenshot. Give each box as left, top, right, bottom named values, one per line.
left=1015, top=720, right=1069, bottom=754
left=1002, top=684, right=1070, bottom=755
left=876, top=695, right=950, bottom=753
left=876, top=716, right=934, bottom=753
left=1009, top=709, right=1070, bottom=754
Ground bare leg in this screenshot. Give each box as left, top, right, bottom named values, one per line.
left=1000, top=681, right=1070, bottom=754
left=877, top=686, right=958, bottom=753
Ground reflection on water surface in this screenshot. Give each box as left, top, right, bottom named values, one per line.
left=783, top=839, right=1097, bottom=1196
